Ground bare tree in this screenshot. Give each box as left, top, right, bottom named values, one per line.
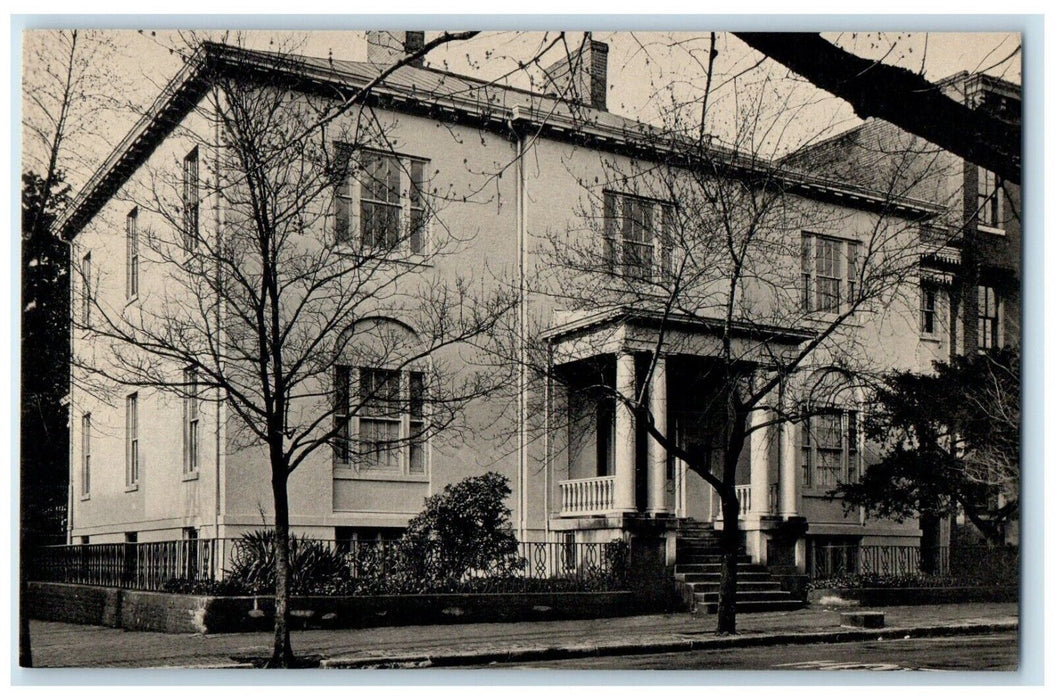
left=519, top=50, right=956, bottom=633
left=69, top=34, right=524, bottom=666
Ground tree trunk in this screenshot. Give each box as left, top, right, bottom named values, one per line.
left=716, top=488, right=740, bottom=634
left=918, top=510, right=942, bottom=575
left=268, top=466, right=294, bottom=668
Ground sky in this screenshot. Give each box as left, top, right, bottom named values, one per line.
left=20, top=29, right=1022, bottom=195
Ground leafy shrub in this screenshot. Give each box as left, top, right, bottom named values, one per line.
left=397, top=472, right=521, bottom=585
left=807, top=572, right=1000, bottom=591
left=226, top=529, right=353, bottom=595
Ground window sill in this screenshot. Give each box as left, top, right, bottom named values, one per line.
left=124, top=484, right=139, bottom=493
left=802, top=312, right=861, bottom=329
left=182, top=471, right=200, bottom=482
left=79, top=494, right=91, bottom=502
left=333, top=466, right=428, bottom=483
left=919, top=334, right=944, bottom=345
left=335, top=246, right=434, bottom=268
left=124, top=295, right=139, bottom=308
left=978, top=224, right=1006, bottom=236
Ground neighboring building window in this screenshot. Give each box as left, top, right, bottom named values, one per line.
left=81, top=413, right=91, bottom=497
left=183, top=368, right=199, bottom=475
left=801, top=409, right=860, bottom=488
left=80, top=252, right=92, bottom=327
left=602, top=191, right=673, bottom=281
left=978, top=167, right=1004, bottom=229
left=334, top=149, right=428, bottom=254
left=920, top=284, right=938, bottom=335
left=126, top=208, right=139, bottom=299
left=978, top=285, right=1000, bottom=350
left=334, top=366, right=427, bottom=474
left=800, top=233, right=859, bottom=313
left=126, top=393, right=139, bottom=488
left=183, top=147, right=200, bottom=251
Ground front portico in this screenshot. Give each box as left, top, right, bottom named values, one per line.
left=543, top=307, right=813, bottom=568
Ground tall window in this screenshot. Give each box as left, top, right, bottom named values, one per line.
left=334, top=149, right=428, bottom=254
left=80, top=252, right=92, bottom=326
left=359, top=368, right=401, bottom=471
left=81, top=413, right=91, bottom=497
left=603, top=191, right=673, bottom=281
left=183, top=368, right=200, bottom=475
left=978, top=167, right=1004, bottom=229
left=126, top=393, right=139, bottom=488
left=920, top=285, right=938, bottom=335
left=801, top=410, right=860, bottom=488
left=978, top=285, right=1000, bottom=350
left=126, top=208, right=139, bottom=299
left=334, top=366, right=427, bottom=474
left=182, top=147, right=200, bottom=251
left=801, top=233, right=859, bottom=313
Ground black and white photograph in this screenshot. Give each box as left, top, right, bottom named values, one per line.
left=15, top=20, right=1029, bottom=678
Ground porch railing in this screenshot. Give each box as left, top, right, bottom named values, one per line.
left=735, top=485, right=752, bottom=513
left=559, top=475, right=616, bottom=516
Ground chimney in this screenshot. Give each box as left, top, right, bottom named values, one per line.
left=366, top=30, right=426, bottom=68
left=542, top=37, right=608, bottom=111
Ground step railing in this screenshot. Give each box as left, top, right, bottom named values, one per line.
left=558, top=475, right=617, bottom=516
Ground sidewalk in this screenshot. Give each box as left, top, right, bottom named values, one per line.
left=26, top=602, right=1018, bottom=669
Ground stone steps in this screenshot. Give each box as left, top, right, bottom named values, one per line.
left=674, top=518, right=806, bottom=615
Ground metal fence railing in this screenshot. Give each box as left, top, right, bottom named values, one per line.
left=32, top=539, right=219, bottom=590
left=29, top=536, right=630, bottom=595
left=807, top=543, right=1019, bottom=584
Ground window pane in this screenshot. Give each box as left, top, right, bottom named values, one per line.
left=409, top=420, right=425, bottom=474
left=361, top=368, right=400, bottom=417
left=409, top=371, right=425, bottom=417
left=360, top=418, right=400, bottom=470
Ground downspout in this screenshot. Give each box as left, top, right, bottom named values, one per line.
left=64, top=237, right=75, bottom=544
left=212, top=89, right=225, bottom=568
left=513, top=109, right=528, bottom=542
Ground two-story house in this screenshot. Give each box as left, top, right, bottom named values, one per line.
left=58, top=33, right=954, bottom=579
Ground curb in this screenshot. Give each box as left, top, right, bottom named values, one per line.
left=319, top=620, right=1018, bottom=668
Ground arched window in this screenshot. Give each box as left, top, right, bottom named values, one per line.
left=333, top=318, right=428, bottom=475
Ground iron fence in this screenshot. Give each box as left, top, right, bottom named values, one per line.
left=32, top=539, right=219, bottom=590
left=30, top=537, right=629, bottom=594
left=807, top=543, right=1018, bottom=583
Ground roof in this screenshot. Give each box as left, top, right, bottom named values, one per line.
left=56, top=41, right=942, bottom=240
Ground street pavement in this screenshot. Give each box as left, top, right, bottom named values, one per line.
left=482, top=633, right=1019, bottom=671
left=24, top=602, right=1018, bottom=669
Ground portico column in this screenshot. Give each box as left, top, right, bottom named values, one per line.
left=647, top=354, right=669, bottom=515
left=613, top=351, right=637, bottom=513
left=778, top=419, right=800, bottom=517
left=749, top=407, right=773, bottom=516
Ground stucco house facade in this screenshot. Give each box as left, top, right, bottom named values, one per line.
left=60, top=33, right=962, bottom=576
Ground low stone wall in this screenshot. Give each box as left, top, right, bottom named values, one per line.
left=27, top=582, right=209, bottom=633
left=808, top=585, right=1018, bottom=607
left=28, top=582, right=654, bottom=634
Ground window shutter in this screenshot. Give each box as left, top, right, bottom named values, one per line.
left=660, top=204, right=673, bottom=279
left=800, top=234, right=812, bottom=311
left=602, top=192, right=617, bottom=269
